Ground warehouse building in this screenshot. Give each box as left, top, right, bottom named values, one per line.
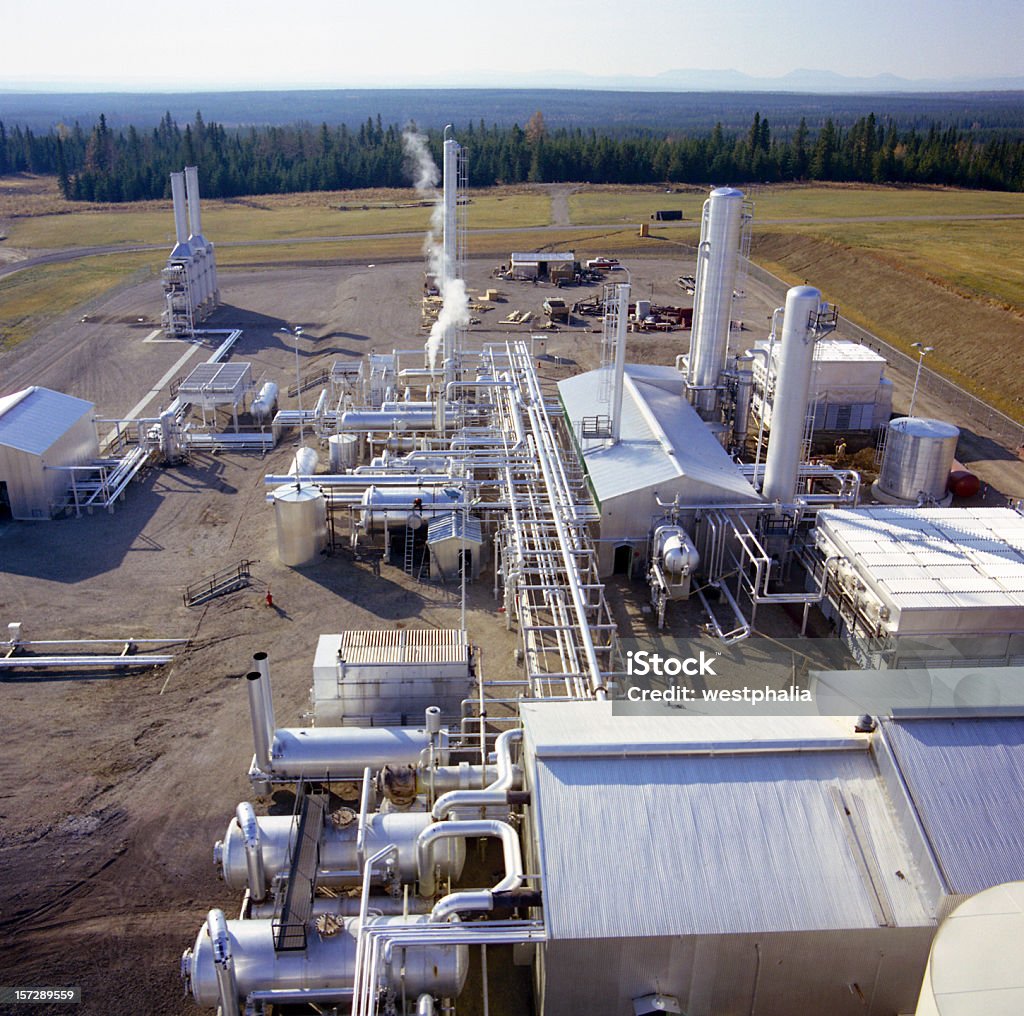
left=0, top=387, right=98, bottom=520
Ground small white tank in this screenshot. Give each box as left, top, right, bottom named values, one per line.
left=328, top=433, right=359, bottom=471
left=273, top=483, right=327, bottom=566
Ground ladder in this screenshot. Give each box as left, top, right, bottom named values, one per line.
left=273, top=788, right=326, bottom=951
left=403, top=520, right=416, bottom=575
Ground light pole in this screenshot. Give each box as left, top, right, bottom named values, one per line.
left=908, top=342, right=933, bottom=417
left=293, top=326, right=304, bottom=444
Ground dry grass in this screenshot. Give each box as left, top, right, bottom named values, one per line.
left=0, top=176, right=551, bottom=248
left=751, top=230, right=1024, bottom=417
left=0, top=252, right=157, bottom=350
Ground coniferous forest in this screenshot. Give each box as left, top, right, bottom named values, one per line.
left=0, top=109, right=1022, bottom=201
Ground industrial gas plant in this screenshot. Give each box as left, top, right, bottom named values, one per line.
left=4, top=130, right=1024, bottom=1016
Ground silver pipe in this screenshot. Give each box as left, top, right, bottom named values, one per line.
left=418, top=993, right=436, bottom=1016
left=418, top=820, right=523, bottom=916
left=252, top=652, right=275, bottom=747
left=431, top=729, right=522, bottom=819
left=246, top=672, right=270, bottom=770
left=235, top=802, right=266, bottom=904
left=207, top=909, right=237, bottom=1016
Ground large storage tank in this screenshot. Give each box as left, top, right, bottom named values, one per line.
left=874, top=417, right=959, bottom=505
left=273, top=482, right=327, bottom=566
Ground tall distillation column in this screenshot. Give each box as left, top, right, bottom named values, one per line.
left=761, top=285, right=823, bottom=504
left=687, top=187, right=745, bottom=418
left=441, top=128, right=464, bottom=380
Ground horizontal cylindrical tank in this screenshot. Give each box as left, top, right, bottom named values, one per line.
left=183, top=914, right=468, bottom=1008
left=876, top=417, right=960, bottom=503
left=947, top=469, right=981, bottom=499
left=655, top=526, right=700, bottom=577
left=251, top=382, right=279, bottom=422
left=268, top=726, right=439, bottom=778
left=273, top=483, right=327, bottom=567
left=287, top=446, right=319, bottom=477
left=339, top=409, right=458, bottom=432
left=218, top=809, right=465, bottom=890
left=360, top=485, right=464, bottom=530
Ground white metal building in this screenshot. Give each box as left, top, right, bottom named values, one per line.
left=0, top=387, right=98, bottom=520
left=752, top=338, right=893, bottom=434
left=427, top=513, right=484, bottom=582
left=310, top=628, right=473, bottom=726
left=559, top=364, right=760, bottom=575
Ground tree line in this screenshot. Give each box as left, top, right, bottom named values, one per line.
left=0, top=109, right=1021, bottom=200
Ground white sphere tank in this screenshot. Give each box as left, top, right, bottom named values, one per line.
left=328, top=433, right=359, bottom=471
left=273, top=483, right=327, bottom=567
left=873, top=417, right=959, bottom=505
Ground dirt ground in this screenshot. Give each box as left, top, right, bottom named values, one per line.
left=2, top=252, right=1024, bottom=1016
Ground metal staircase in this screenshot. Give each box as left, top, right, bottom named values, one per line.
left=273, top=787, right=327, bottom=951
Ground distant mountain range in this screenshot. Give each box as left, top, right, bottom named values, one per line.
left=3, top=68, right=1024, bottom=95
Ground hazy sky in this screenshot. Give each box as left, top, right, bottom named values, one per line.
left=4, top=0, right=1021, bottom=89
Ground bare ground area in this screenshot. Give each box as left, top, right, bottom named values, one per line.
left=3, top=251, right=1024, bottom=1015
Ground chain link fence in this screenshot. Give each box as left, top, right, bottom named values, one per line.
left=742, top=258, right=1024, bottom=452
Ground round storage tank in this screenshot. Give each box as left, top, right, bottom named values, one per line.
left=329, top=433, right=360, bottom=471
left=874, top=417, right=959, bottom=504
left=273, top=482, right=327, bottom=566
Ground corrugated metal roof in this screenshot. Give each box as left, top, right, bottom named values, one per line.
left=177, top=362, right=252, bottom=395
left=0, top=386, right=94, bottom=455
left=882, top=717, right=1024, bottom=894
left=329, top=628, right=469, bottom=666
left=426, top=513, right=483, bottom=545
left=532, top=749, right=931, bottom=939
left=558, top=366, right=759, bottom=505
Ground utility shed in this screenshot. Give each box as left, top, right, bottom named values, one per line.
left=559, top=364, right=760, bottom=575
left=509, top=252, right=577, bottom=282
left=519, top=702, right=936, bottom=1016
left=310, top=628, right=473, bottom=726
left=815, top=507, right=1024, bottom=667
left=0, top=387, right=98, bottom=520
left=427, top=513, right=484, bottom=582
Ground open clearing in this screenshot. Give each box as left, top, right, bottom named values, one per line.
left=1, top=177, right=1023, bottom=415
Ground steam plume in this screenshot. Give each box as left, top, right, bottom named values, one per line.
left=402, top=127, right=467, bottom=370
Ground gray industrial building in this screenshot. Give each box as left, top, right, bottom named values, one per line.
left=518, top=701, right=1024, bottom=1016
left=559, top=364, right=760, bottom=575
left=0, top=386, right=98, bottom=520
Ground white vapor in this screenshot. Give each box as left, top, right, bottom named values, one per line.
left=402, top=127, right=465, bottom=370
